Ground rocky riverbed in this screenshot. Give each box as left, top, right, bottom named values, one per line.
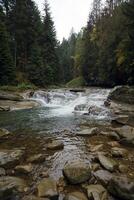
left=0, top=86, right=134, bottom=200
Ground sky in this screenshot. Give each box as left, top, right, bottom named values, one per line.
left=35, top=0, right=92, bottom=41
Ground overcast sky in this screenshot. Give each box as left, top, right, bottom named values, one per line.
left=35, top=0, right=92, bottom=41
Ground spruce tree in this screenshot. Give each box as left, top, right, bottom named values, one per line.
left=41, top=0, right=59, bottom=85
left=0, top=6, right=15, bottom=85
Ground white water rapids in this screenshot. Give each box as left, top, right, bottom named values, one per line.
left=30, top=88, right=111, bottom=119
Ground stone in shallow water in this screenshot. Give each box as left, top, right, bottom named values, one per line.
left=114, top=125, right=134, bottom=145
left=47, top=141, right=64, bottom=150
left=108, top=176, right=134, bottom=200
left=76, top=128, right=99, bottom=137
left=0, top=149, right=25, bottom=168
left=64, top=191, right=88, bottom=200
left=37, top=178, right=58, bottom=199
left=63, top=160, right=91, bottom=184
left=98, top=154, right=118, bottom=172
left=27, top=154, right=46, bottom=163
left=23, top=195, right=49, bottom=200
left=113, top=115, right=129, bottom=125
left=93, top=170, right=113, bottom=186
left=86, top=184, right=108, bottom=200
left=0, top=167, right=6, bottom=176
left=0, top=176, right=27, bottom=199
left=15, top=164, right=33, bottom=174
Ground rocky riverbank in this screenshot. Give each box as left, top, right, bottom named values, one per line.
left=0, top=86, right=134, bottom=200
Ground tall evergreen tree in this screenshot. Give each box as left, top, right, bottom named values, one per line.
left=0, top=5, right=15, bottom=85
left=41, top=0, right=59, bottom=85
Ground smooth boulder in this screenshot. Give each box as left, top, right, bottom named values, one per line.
left=64, top=191, right=88, bottom=200
left=37, top=178, right=58, bottom=199
left=98, top=154, right=118, bottom=172
left=108, top=176, right=134, bottom=200
left=0, top=91, right=23, bottom=101
left=76, top=128, right=99, bottom=137
left=63, top=160, right=91, bottom=184
left=0, top=149, right=24, bottom=168
left=86, top=184, right=108, bottom=200
left=47, top=141, right=64, bottom=150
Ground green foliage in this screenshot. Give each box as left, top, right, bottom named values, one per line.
left=66, top=76, right=85, bottom=88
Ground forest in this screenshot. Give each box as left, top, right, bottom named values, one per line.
left=0, top=0, right=134, bottom=87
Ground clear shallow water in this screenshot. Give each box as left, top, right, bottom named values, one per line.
left=0, top=88, right=112, bottom=179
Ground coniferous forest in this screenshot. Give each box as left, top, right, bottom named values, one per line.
left=0, top=0, right=134, bottom=87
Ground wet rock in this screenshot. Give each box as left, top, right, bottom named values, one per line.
left=112, top=115, right=129, bottom=125
left=98, top=154, right=118, bottom=172
left=111, top=147, right=128, bottom=157
left=107, top=141, right=120, bottom=147
left=47, top=141, right=64, bottom=150
left=0, top=149, right=25, bottom=168
left=0, top=106, right=10, bottom=111
left=74, top=104, right=86, bottom=111
left=107, top=86, right=134, bottom=104
left=76, top=128, right=99, bottom=137
left=23, top=195, right=49, bottom=200
left=0, top=128, right=10, bottom=138
left=0, top=176, right=27, bottom=199
left=15, top=164, right=33, bottom=174
left=108, top=176, right=134, bottom=200
left=104, top=100, right=111, bottom=107
left=93, top=170, right=113, bottom=186
left=27, top=154, right=46, bottom=163
left=86, top=184, right=108, bottom=200
left=63, top=160, right=91, bottom=184
left=100, top=131, right=120, bottom=140
left=88, top=105, right=103, bottom=115
left=0, top=91, right=23, bottom=101
left=91, top=163, right=100, bottom=172
left=37, top=178, right=58, bottom=199
left=11, top=100, right=40, bottom=111
left=0, top=167, right=6, bottom=176
left=114, top=125, right=134, bottom=145
left=64, top=191, right=88, bottom=200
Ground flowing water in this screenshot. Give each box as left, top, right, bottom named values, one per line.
left=0, top=88, right=112, bottom=179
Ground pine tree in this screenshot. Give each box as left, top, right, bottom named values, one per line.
left=0, top=6, right=15, bottom=85
left=41, top=0, right=59, bottom=85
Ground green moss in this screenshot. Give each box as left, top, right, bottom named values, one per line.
left=66, top=76, right=85, bottom=88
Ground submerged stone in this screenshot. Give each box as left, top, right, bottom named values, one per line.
left=63, top=160, right=91, bottom=184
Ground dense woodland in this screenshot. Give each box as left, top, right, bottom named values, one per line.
left=0, top=0, right=134, bottom=87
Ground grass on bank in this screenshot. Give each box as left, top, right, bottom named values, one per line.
left=66, top=76, right=85, bottom=88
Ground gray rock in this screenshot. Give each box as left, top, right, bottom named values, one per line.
left=74, top=104, right=86, bottom=111
left=88, top=105, right=103, bottom=115
left=98, top=154, right=118, bottom=172
left=0, top=176, right=27, bottom=199
left=27, top=154, right=46, bottom=163
left=0, top=149, right=25, bottom=168
left=37, top=178, right=58, bottom=199
left=108, top=86, right=134, bottom=104
left=63, top=160, right=91, bottom=184
left=108, top=176, right=134, bottom=200
left=100, top=131, right=120, bottom=140
left=76, top=128, right=99, bottom=136
left=93, top=170, right=113, bottom=187
left=0, top=91, right=23, bottom=101
left=114, top=125, right=134, bottom=145
left=0, top=106, right=10, bottom=111
left=86, top=184, right=108, bottom=200
left=47, top=141, right=64, bottom=150
left=112, top=115, right=129, bottom=125
left=64, top=191, right=88, bottom=200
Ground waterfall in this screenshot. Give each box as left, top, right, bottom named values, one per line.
left=30, top=88, right=111, bottom=119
